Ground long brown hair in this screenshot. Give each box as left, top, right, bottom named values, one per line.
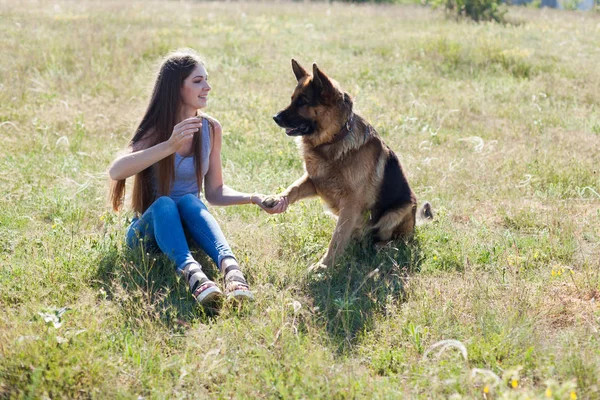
left=110, top=48, right=209, bottom=214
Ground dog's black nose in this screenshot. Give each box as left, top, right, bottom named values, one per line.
left=273, top=114, right=282, bottom=126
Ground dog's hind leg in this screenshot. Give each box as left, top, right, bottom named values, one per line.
left=373, top=204, right=416, bottom=246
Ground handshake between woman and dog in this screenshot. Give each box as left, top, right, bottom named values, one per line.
left=264, top=60, right=433, bottom=271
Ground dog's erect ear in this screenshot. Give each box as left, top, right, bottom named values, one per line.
left=312, top=63, right=335, bottom=95
left=291, top=59, right=309, bottom=81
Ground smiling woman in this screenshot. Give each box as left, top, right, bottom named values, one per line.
left=180, top=63, right=211, bottom=113
left=107, top=48, right=289, bottom=309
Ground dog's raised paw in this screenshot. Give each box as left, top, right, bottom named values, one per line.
left=262, top=196, right=280, bottom=209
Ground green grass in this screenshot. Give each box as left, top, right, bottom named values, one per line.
left=1, top=1, right=600, bottom=398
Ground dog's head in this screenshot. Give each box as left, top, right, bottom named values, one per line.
left=273, top=60, right=352, bottom=142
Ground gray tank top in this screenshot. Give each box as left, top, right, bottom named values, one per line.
left=151, top=118, right=211, bottom=202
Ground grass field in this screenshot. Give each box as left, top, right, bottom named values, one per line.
left=1, top=0, right=600, bottom=398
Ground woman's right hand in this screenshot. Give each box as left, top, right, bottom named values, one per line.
left=167, top=117, right=203, bottom=152
left=109, top=118, right=202, bottom=181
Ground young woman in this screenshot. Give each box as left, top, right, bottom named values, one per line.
left=109, top=48, right=288, bottom=307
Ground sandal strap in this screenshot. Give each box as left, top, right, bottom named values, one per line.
left=224, top=264, right=241, bottom=276
left=226, top=281, right=250, bottom=292
left=226, top=275, right=249, bottom=285
left=223, top=265, right=253, bottom=300
left=224, top=268, right=250, bottom=290
left=183, top=263, right=209, bottom=294
left=193, top=281, right=216, bottom=298
left=224, top=265, right=248, bottom=286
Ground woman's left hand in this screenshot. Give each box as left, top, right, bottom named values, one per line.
left=252, top=194, right=289, bottom=214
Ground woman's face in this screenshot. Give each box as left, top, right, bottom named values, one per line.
left=180, top=64, right=211, bottom=112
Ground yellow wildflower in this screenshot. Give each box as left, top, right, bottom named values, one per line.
left=571, top=391, right=577, bottom=400
left=511, top=379, right=518, bottom=388
left=551, top=269, right=556, bottom=277
left=483, top=385, right=490, bottom=394
left=546, top=388, right=552, bottom=397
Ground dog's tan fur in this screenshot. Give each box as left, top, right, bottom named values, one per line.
left=270, top=60, right=431, bottom=269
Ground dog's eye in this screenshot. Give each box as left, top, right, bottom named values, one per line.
left=296, top=97, right=308, bottom=107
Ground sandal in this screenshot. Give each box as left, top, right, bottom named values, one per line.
left=181, top=263, right=223, bottom=307
left=223, top=265, right=254, bottom=302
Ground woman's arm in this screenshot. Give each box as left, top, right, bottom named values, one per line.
left=203, top=120, right=287, bottom=213
left=108, top=118, right=203, bottom=181
left=108, top=141, right=174, bottom=181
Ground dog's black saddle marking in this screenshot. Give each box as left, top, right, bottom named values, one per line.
left=370, top=150, right=414, bottom=224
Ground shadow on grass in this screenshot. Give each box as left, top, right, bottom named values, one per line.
left=305, top=236, right=424, bottom=353
left=93, top=238, right=223, bottom=329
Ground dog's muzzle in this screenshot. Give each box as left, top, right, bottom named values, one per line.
left=273, top=113, right=285, bottom=127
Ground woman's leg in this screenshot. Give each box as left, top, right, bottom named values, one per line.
left=177, top=194, right=253, bottom=300
left=176, top=194, right=236, bottom=270
left=125, top=196, right=223, bottom=305
left=126, top=196, right=196, bottom=272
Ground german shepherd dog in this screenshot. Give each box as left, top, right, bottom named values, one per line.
left=268, top=60, right=432, bottom=270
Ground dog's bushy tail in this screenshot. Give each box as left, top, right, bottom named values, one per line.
left=416, top=201, right=434, bottom=226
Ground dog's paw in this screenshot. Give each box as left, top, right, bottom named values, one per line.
left=374, top=241, right=393, bottom=251
left=307, top=262, right=328, bottom=273
left=262, top=196, right=280, bottom=209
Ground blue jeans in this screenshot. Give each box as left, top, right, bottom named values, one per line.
left=126, top=194, right=236, bottom=272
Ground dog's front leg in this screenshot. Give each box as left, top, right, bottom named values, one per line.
left=262, top=173, right=317, bottom=209
left=311, top=205, right=362, bottom=271
left=281, top=173, right=317, bottom=205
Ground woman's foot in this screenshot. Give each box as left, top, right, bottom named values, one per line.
left=181, top=263, right=223, bottom=307
left=223, top=265, right=254, bottom=302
